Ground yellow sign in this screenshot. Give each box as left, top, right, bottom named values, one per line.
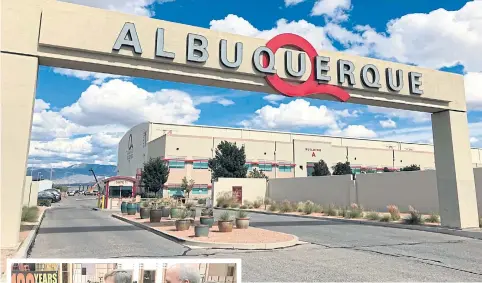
left=11, top=271, right=58, bottom=283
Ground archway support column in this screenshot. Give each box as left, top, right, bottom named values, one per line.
left=0, top=52, right=39, bottom=248
left=432, top=110, right=479, bottom=229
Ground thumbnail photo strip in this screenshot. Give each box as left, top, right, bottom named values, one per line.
left=8, top=258, right=241, bottom=283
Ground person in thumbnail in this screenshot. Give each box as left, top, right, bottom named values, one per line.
left=165, top=264, right=201, bottom=283
left=104, top=270, right=132, bottom=283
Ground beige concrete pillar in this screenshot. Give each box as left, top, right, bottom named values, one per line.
left=432, top=110, right=480, bottom=228
left=0, top=53, right=38, bottom=248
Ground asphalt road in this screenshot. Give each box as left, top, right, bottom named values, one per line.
left=29, top=196, right=482, bottom=282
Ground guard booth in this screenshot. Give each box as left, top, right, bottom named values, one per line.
left=101, top=176, right=137, bottom=210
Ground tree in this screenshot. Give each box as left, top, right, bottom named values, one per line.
left=332, top=161, right=353, bottom=175
left=208, top=141, right=247, bottom=180
left=312, top=159, right=331, bottom=176
left=401, top=164, right=420, bottom=171
left=181, top=176, right=195, bottom=198
left=141, top=157, right=169, bottom=195
left=248, top=168, right=268, bottom=180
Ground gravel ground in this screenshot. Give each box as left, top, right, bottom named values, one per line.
left=28, top=197, right=482, bottom=282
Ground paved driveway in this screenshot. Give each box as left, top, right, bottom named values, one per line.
left=29, top=198, right=482, bottom=282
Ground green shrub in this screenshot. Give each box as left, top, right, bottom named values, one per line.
left=425, top=213, right=440, bottom=223
left=197, top=199, right=206, bottom=205
left=380, top=215, right=391, bottom=222
left=240, top=205, right=248, bottom=209
left=222, top=203, right=230, bottom=208
left=303, top=201, right=315, bottom=214
left=253, top=200, right=262, bottom=209
left=236, top=210, right=248, bottom=219
left=313, top=204, right=323, bottom=213
left=216, top=192, right=234, bottom=208
left=218, top=211, right=234, bottom=222
left=248, top=204, right=254, bottom=209
left=243, top=200, right=252, bottom=207
left=326, top=205, right=337, bottom=216
left=346, top=204, right=363, bottom=219
left=338, top=207, right=348, bottom=217
left=387, top=204, right=401, bottom=221
left=279, top=200, right=293, bottom=213
left=230, top=202, right=240, bottom=208
left=37, top=199, right=51, bottom=207
left=296, top=202, right=304, bottom=212
left=178, top=209, right=191, bottom=219
left=268, top=202, right=279, bottom=212
left=365, top=211, right=381, bottom=221
left=403, top=205, right=424, bottom=225
left=21, top=206, right=39, bottom=222
left=201, top=207, right=213, bottom=217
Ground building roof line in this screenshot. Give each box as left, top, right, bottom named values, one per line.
left=145, top=121, right=481, bottom=150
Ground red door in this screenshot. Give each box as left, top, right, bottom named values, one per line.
left=232, top=186, right=242, bottom=203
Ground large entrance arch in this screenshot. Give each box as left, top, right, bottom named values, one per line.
left=1, top=0, right=479, bottom=248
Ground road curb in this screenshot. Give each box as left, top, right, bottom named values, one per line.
left=112, top=214, right=300, bottom=250
left=14, top=208, right=48, bottom=258
left=215, top=208, right=482, bottom=240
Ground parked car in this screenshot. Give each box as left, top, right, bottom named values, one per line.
left=38, top=191, right=56, bottom=202
left=67, top=190, right=76, bottom=196
left=44, top=189, right=61, bottom=202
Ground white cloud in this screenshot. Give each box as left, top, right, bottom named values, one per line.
left=59, top=0, right=171, bottom=17
left=52, top=68, right=126, bottom=85
left=465, top=72, right=482, bottom=111
left=327, top=125, right=377, bottom=138
left=192, top=96, right=235, bottom=106
left=29, top=79, right=218, bottom=167
left=367, top=106, right=431, bottom=123
left=470, top=137, right=479, bottom=145
left=210, top=14, right=335, bottom=51
left=240, top=99, right=339, bottom=130
left=263, top=94, right=286, bottom=104
left=311, top=0, right=352, bottom=22
left=333, top=1, right=482, bottom=72
left=285, top=0, right=306, bottom=6
left=61, top=79, right=200, bottom=127
left=380, top=119, right=397, bottom=129
left=334, top=109, right=360, bottom=118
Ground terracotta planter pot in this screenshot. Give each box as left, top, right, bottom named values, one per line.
left=217, top=221, right=233, bottom=232
left=235, top=218, right=250, bottom=229
left=139, top=207, right=150, bottom=219
left=150, top=209, right=163, bottom=223
left=194, top=225, right=209, bottom=237
left=175, top=219, right=191, bottom=231
left=200, top=216, right=214, bottom=228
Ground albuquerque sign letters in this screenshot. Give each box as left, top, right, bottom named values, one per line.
left=112, top=22, right=423, bottom=100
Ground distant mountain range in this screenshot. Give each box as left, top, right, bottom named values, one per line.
left=27, top=163, right=117, bottom=184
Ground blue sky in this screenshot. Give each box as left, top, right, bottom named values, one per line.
left=31, top=0, right=482, bottom=168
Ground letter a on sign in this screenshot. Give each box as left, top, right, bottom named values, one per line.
left=312, top=152, right=316, bottom=157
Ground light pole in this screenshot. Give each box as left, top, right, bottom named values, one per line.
left=37, top=172, right=42, bottom=181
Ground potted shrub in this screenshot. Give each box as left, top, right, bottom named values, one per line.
left=194, top=224, right=209, bottom=237
left=126, top=201, right=137, bottom=215
left=149, top=201, right=163, bottom=223
left=120, top=201, right=128, bottom=214
left=200, top=207, right=214, bottom=228
left=235, top=210, right=250, bottom=229
left=170, top=201, right=184, bottom=219
left=185, top=202, right=197, bottom=220
left=217, top=211, right=234, bottom=232
left=175, top=209, right=191, bottom=231
left=139, top=201, right=151, bottom=219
